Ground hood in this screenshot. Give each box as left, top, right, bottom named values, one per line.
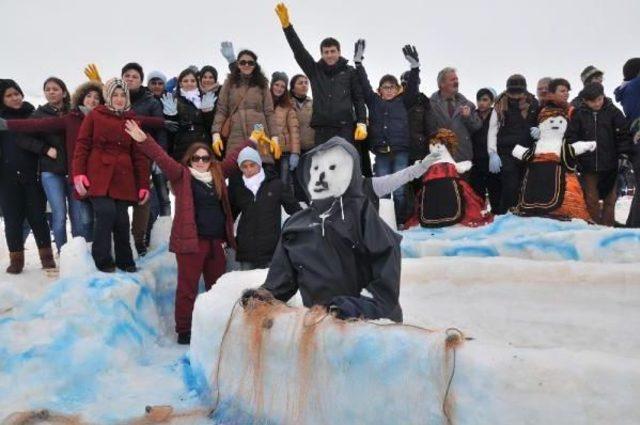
left=614, top=81, right=629, bottom=102
left=296, top=136, right=364, bottom=202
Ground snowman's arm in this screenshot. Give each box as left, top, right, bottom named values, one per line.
left=571, top=141, right=597, bottom=156
left=455, top=160, right=472, bottom=174
left=512, top=144, right=535, bottom=162
left=371, top=160, right=430, bottom=198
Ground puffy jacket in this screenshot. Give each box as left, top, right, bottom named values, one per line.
left=614, top=76, right=640, bottom=122
left=494, top=93, right=539, bottom=154
left=283, top=25, right=366, bottom=129
left=291, top=95, right=315, bottom=151
left=356, top=64, right=418, bottom=153
left=31, top=104, right=68, bottom=175
left=271, top=104, right=301, bottom=154
left=130, top=87, right=167, bottom=150
left=0, top=102, right=47, bottom=182
left=405, top=92, right=437, bottom=162
left=565, top=98, right=632, bottom=172
left=229, top=171, right=301, bottom=264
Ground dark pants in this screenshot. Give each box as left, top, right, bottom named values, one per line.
left=175, top=238, right=225, bottom=334
left=497, top=154, right=524, bottom=214
left=314, top=125, right=372, bottom=177
left=580, top=170, right=618, bottom=226
left=0, top=178, right=51, bottom=252
left=470, top=164, right=502, bottom=213
left=90, top=196, right=135, bottom=269
left=148, top=170, right=172, bottom=243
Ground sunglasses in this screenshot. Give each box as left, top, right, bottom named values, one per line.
left=191, top=155, right=211, bottom=163
left=238, top=60, right=256, bottom=67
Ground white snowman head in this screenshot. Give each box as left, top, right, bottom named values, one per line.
left=428, top=129, right=458, bottom=163
left=538, top=111, right=568, bottom=140
left=307, top=146, right=354, bottom=200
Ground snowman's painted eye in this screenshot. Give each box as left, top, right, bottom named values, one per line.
left=329, top=164, right=336, bottom=170
left=314, top=166, right=319, bottom=170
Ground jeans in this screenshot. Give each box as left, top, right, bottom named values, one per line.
left=374, top=150, right=409, bottom=221
left=68, top=183, right=93, bottom=242
left=148, top=169, right=172, bottom=241
left=41, top=172, right=69, bottom=251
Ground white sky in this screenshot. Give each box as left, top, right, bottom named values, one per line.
left=2, top=0, right=639, bottom=106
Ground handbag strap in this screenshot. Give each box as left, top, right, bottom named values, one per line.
left=228, top=86, right=248, bottom=119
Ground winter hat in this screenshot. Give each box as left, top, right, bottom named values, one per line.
left=237, top=146, right=262, bottom=168
left=580, top=82, right=605, bottom=101
left=271, top=71, right=289, bottom=87
left=506, top=74, right=527, bottom=94
left=103, top=78, right=131, bottom=111
left=199, top=66, right=218, bottom=83
left=71, top=80, right=104, bottom=109
left=121, top=62, right=144, bottom=81
left=147, top=70, right=167, bottom=85
left=0, top=79, right=24, bottom=98
left=476, top=87, right=496, bottom=102
left=622, top=58, right=640, bottom=81
left=580, top=66, right=603, bottom=85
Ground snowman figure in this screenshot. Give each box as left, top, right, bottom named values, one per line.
left=511, top=107, right=595, bottom=220
left=405, top=129, right=492, bottom=228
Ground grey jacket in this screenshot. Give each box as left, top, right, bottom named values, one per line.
left=430, top=91, right=482, bottom=162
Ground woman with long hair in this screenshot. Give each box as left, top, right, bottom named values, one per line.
left=269, top=71, right=300, bottom=185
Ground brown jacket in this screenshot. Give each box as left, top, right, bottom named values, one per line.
left=212, top=77, right=277, bottom=164
left=272, top=105, right=301, bottom=154
left=292, top=96, right=315, bottom=151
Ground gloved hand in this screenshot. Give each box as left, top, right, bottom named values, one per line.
left=268, top=136, right=282, bottom=160
left=512, top=144, right=529, bottom=160
left=0, top=118, right=7, bottom=131
left=354, top=123, right=368, bottom=141
left=138, top=189, right=150, bottom=205
left=201, top=92, right=217, bottom=112
left=275, top=3, right=291, bottom=28
left=241, top=288, right=276, bottom=308
left=530, top=126, right=541, bottom=140
left=220, top=41, right=236, bottom=64
left=353, top=39, right=365, bottom=64
left=212, top=133, right=224, bottom=157
left=74, top=175, right=90, bottom=197
left=250, top=124, right=266, bottom=142
left=161, top=93, right=178, bottom=116
left=78, top=105, right=90, bottom=116
left=164, top=120, right=179, bottom=132
left=328, top=296, right=361, bottom=320
left=289, top=153, right=300, bottom=171
left=402, top=44, right=420, bottom=69
left=420, top=151, right=442, bottom=169
left=455, top=160, right=473, bottom=174
left=572, top=141, right=597, bottom=155
left=489, top=151, right=502, bottom=173
left=84, top=63, right=102, bottom=82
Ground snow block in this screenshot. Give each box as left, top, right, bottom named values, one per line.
left=190, top=277, right=461, bottom=425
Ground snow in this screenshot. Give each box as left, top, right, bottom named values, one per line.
left=1, top=214, right=639, bottom=423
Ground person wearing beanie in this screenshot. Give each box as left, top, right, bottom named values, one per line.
left=270, top=71, right=302, bottom=191
left=288, top=73, right=315, bottom=202
left=615, top=58, right=640, bottom=122
left=125, top=121, right=266, bottom=345
left=470, top=87, right=501, bottom=212
left=229, top=143, right=301, bottom=271
left=566, top=82, right=633, bottom=226
left=487, top=74, right=540, bottom=214
left=0, top=79, right=56, bottom=274
left=571, top=66, right=605, bottom=109
left=147, top=70, right=167, bottom=98
left=72, top=78, right=150, bottom=272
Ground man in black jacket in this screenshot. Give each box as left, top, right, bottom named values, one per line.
left=274, top=3, right=370, bottom=175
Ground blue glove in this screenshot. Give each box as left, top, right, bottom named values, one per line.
left=289, top=153, right=300, bottom=171
left=165, top=77, right=178, bottom=94
left=489, top=151, right=502, bottom=174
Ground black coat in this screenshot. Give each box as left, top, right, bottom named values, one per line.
left=472, top=108, right=493, bottom=168
left=356, top=65, right=417, bottom=153
left=283, top=25, right=366, bottom=129
left=230, top=171, right=301, bottom=264
left=170, top=95, right=211, bottom=161
left=130, top=87, right=167, bottom=150
left=405, top=92, right=437, bottom=162
left=496, top=94, right=539, bottom=154
left=32, top=104, right=67, bottom=175
left=263, top=137, right=403, bottom=322
left=0, top=103, right=47, bottom=182
left=565, top=98, right=632, bottom=172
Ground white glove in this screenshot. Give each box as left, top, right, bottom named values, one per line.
left=200, top=92, right=217, bottom=112
left=530, top=127, right=541, bottom=140
left=221, top=41, right=236, bottom=64
left=572, top=141, right=597, bottom=155
left=455, top=160, right=472, bottom=174
left=512, top=145, right=529, bottom=160
left=161, top=93, right=178, bottom=116
left=420, top=151, right=441, bottom=169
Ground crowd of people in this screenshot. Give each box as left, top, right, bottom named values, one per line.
left=1, top=2, right=639, bottom=342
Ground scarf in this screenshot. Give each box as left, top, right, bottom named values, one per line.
left=242, top=168, right=265, bottom=196
left=189, top=167, right=212, bottom=185
left=494, top=92, right=533, bottom=126
left=181, top=88, right=202, bottom=109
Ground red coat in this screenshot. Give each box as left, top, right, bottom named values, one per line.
left=73, top=105, right=150, bottom=202
left=137, top=135, right=251, bottom=254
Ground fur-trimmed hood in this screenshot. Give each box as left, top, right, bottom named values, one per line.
left=71, top=81, right=104, bottom=110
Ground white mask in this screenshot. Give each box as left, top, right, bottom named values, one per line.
left=307, top=146, right=353, bottom=200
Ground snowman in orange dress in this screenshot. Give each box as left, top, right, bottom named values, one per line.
left=511, top=107, right=595, bottom=221
left=405, top=129, right=492, bottom=228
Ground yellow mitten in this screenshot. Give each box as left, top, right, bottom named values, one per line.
left=84, top=63, right=102, bottom=82
left=212, top=133, right=224, bottom=157
left=275, top=3, right=291, bottom=28
left=354, top=123, right=368, bottom=141
left=250, top=127, right=266, bottom=143
left=269, top=136, right=282, bottom=160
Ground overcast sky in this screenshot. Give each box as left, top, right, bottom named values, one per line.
left=2, top=0, right=638, bottom=105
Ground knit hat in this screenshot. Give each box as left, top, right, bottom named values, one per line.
left=103, top=78, right=131, bottom=111
left=237, top=146, right=262, bottom=168
left=0, top=79, right=24, bottom=98
left=623, top=58, right=640, bottom=81
left=271, top=71, right=289, bottom=87
left=476, top=87, right=496, bottom=102
left=580, top=82, right=605, bottom=101
left=121, top=62, right=144, bottom=81
left=147, top=70, right=167, bottom=85
left=506, top=74, right=527, bottom=94
left=580, top=65, right=603, bottom=85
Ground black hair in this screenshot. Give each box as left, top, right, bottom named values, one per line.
left=378, top=74, right=399, bottom=88
left=43, top=76, right=70, bottom=112
left=580, top=82, right=605, bottom=101
left=199, top=65, right=219, bottom=83
left=177, top=68, right=201, bottom=92
left=229, top=50, right=268, bottom=89
left=548, top=78, right=571, bottom=94
left=121, top=62, right=144, bottom=81
left=320, top=37, right=340, bottom=52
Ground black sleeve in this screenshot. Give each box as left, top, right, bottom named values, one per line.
left=355, top=63, right=376, bottom=106
left=262, top=237, right=299, bottom=302
left=280, top=182, right=302, bottom=215
left=613, top=107, right=633, bottom=156
left=15, top=133, right=47, bottom=156
left=283, top=25, right=316, bottom=78
left=150, top=98, right=169, bottom=151
left=402, top=68, right=420, bottom=108
left=350, top=68, right=367, bottom=124
left=564, top=114, right=581, bottom=144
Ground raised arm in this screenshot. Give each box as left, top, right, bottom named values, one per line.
left=277, top=3, right=316, bottom=78
left=124, top=120, right=184, bottom=182
left=401, top=45, right=420, bottom=107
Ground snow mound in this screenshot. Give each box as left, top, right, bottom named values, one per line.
left=402, top=213, right=640, bottom=262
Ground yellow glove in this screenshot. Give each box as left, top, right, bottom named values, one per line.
left=275, top=3, right=291, bottom=28
left=84, top=63, right=102, bottom=83
left=212, top=133, right=224, bottom=157
left=269, top=136, right=283, bottom=160
left=250, top=127, right=266, bottom=143
left=354, top=123, right=368, bottom=141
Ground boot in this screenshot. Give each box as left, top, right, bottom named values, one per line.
left=6, top=251, right=24, bottom=274
left=38, top=246, right=57, bottom=270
